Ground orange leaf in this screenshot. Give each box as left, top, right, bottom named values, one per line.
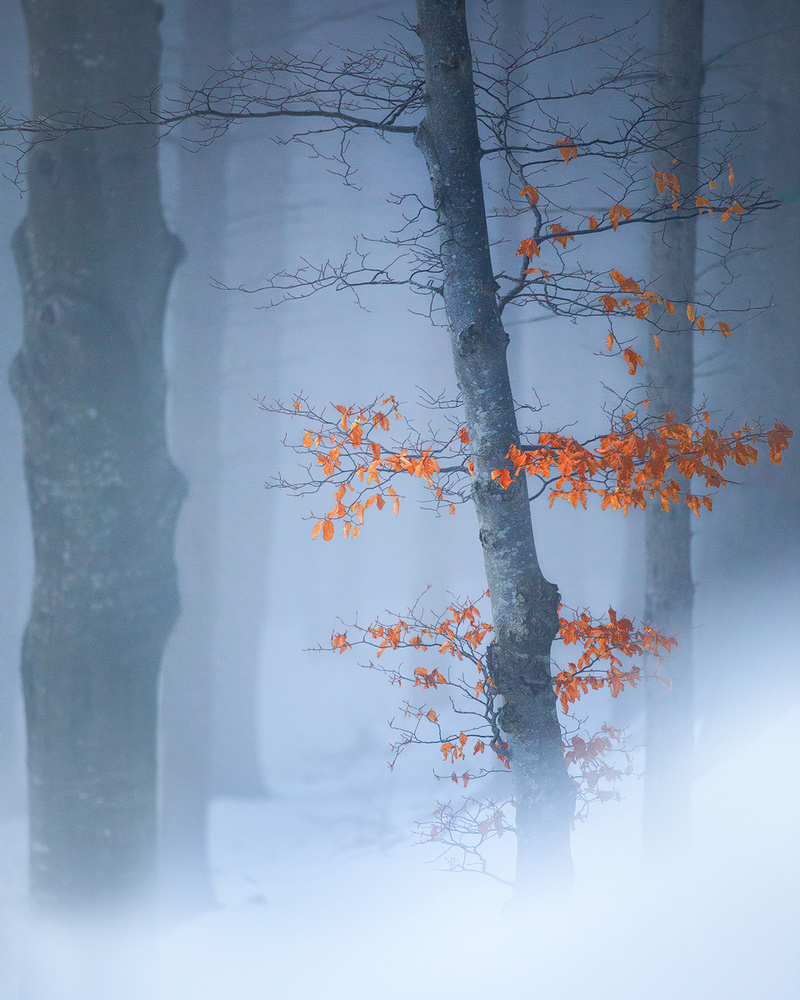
left=491, top=468, right=512, bottom=489
left=549, top=222, right=574, bottom=248
left=293, top=400, right=302, bottom=411
left=623, top=348, right=643, bottom=375
left=728, top=164, right=734, bottom=185
left=601, top=295, right=619, bottom=313
left=349, top=422, right=363, bottom=447
left=588, top=217, right=599, bottom=229
left=606, top=332, right=614, bottom=352
left=331, top=632, right=350, bottom=653
left=608, top=205, right=631, bottom=231
left=653, top=335, right=661, bottom=353
left=686, top=303, right=695, bottom=323
left=335, top=404, right=351, bottom=432
left=312, top=520, right=323, bottom=540
left=695, top=195, right=712, bottom=215
left=519, top=185, right=539, bottom=205
left=458, top=427, right=469, bottom=444
left=426, top=709, right=438, bottom=722
left=467, top=459, right=475, bottom=475
left=555, top=136, right=578, bottom=163
left=664, top=300, right=675, bottom=315
left=718, top=321, right=732, bottom=338
left=517, top=238, right=540, bottom=258
left=321, top=518, right=334, bottom=541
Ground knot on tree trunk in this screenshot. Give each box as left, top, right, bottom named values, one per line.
left=455, top=321, right=481, bottom=355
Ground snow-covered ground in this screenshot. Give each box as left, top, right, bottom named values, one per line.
left=1, top=706, right=797, bottom=999
left=159, top=706, right=799, bottom=1000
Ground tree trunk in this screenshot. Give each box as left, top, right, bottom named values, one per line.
left=158, top=0, right=233, bottom=915
left=11, top=0, right=184, bottom=909
left=414, top=0, right=575, bottom=901
left=643, top=0, right=704, bottom=866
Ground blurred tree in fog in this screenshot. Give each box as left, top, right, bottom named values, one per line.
left=643, top=0, right=800, bottom=864
left=159, top=0, right=236, bottom=915
left=10, top=0, right=184, bottom=909
left=643, top=0, right=703, bottom=869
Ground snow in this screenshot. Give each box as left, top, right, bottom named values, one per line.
left=1, top=699, right=796, bottom=999
left=155, top=706, right=800, bottom=999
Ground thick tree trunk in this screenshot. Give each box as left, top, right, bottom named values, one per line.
left=414, top=0, right=575, bottom=900
left=643, top=0, right=704, bottom=865
left=11, top=0, right=184, bottom=909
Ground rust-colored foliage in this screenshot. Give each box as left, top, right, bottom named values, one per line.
left=323, top=596, right=673, bottom=789
left=555, top=136, right=578, bottom=163
left=491, top=413, right=792, bottom=515
left=553, top=607, right=675, bottom=712
left=608, top=204, right=632, bottom=231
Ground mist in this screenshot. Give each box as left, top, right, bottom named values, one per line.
left=0, top=0, right=797, bottom=997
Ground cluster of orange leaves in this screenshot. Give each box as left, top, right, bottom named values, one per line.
left=601, top=269, right=733, bottom=364
left=300, top=398, right=449, bottom=540
left=517, top=160, right=744, bottom=345
left=329, top=600, right=507, bottom=771
left=329, top=598, right=675, bottom=776
left=490, top=410, right=792, bottom=515
left=553, top=607, right=675, bottom=713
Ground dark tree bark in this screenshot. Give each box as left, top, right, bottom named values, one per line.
left=414, top=0, right=575, bottom=901
left=643, top=0, right=704, bottom=865
left=11, top=0, right=184, bottom=909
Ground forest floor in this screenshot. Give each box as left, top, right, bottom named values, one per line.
left=0, top=706, right=797, bottom=999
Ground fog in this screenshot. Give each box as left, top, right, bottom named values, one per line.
left=0, top=0, right=798, bottom=997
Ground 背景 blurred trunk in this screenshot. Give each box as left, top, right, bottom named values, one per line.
left=643, top=0, right=704, bottom=866
left=159, top=0, right=234, bottom=915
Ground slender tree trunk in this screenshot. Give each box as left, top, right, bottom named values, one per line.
left=643, top=0, right=704, bottom=866
left=414, top=0, right=575, bottom=901
left=11, top=0, right=184, bottom=909
left=159, top=0, right=233, bottom=914
left=0, top=8, right=30, bottom=835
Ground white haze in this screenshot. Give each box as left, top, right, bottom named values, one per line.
left=1, top=698, right=797, bottom=998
